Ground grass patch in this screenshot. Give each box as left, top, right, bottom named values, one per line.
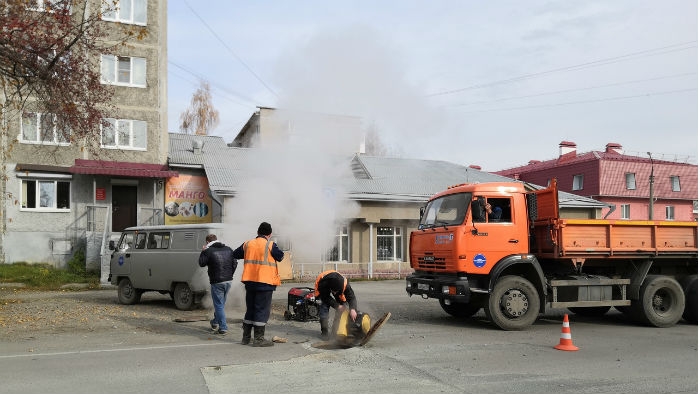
left=0, top=262, right=100, bottom=290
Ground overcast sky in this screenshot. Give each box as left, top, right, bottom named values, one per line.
left=167, top=1, right=698, bottom=171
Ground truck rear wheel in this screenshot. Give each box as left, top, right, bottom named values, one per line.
left=631, top=275, right=684, bottom=327
left=173, top=283, right=194, bottom=310
left=485, top=275, right=540, bottom=330
left=439, top=298, right=482, bottom=318
left=118, top=278, right=141, bottom=305
left=567, top=306, right=611, bottom=317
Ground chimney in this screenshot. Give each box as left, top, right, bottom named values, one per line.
left=468, top=165, right=482, bottom=171
left=193, top=139, right=203, bottom=155
left=559, top=141, right=576, bottom=157
left=605, top=142, right=623, bottom=154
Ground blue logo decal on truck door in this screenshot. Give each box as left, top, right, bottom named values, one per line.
left=118, top=255, right=124, bottom=266
left=473, top=254, right=486, bottom=268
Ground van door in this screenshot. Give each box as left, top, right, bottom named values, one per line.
left=163, top=230, right=204, bottom=292
left=143, top=231, right=172, bottom=290
left=111, top=231, right=136, bottom=280
left=467, top=195, right=527, bottom=274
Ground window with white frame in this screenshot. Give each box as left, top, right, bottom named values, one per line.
left=100, top=55, right=146, bottom=87
left=572, top=174, right=584, bottom=191
left=621, top=204, right=630, bottom=220
left=326, top=226, right=349, bottom=262
left=377, top=226, right=402, bottom=261
left=20, top=112, right=70, bottom=145
left=666, top=206, right=675, bottom=220
left=101, top=118, right=147, bottom=150
left=670, top=176, right=681, bottom=192
left=28, top=0, right=71, bottom=13
left=625, top=173, right=636, bottom=190
left=21, top=179, right=70, bottom=211
left=101, top=0, right=147, bottom=25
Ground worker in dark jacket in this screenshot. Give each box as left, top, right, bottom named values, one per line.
left=315, top=270, right=358, bottom=340
left=199, top=234, right=237, bottom=335
left=232, top=222, right=284, bottom=347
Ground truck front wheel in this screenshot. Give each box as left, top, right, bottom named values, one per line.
left=439, top=298, right=482, bottom=318
left=631, top=275, right=684, bottom=328
left=485, top=275, right=540, bottom=330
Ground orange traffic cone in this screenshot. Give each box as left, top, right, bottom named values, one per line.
left=554, top=314, right=579, bottom=351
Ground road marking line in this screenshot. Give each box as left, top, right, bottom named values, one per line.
left=0, top=342, right=235, bottom=359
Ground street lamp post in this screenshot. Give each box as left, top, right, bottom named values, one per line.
left=647, top=152, right=654, bottom=220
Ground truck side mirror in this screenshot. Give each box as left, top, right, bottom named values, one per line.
left=471, top=197, right=486, bottom=223
left=419, top=206, right=425, bottom=221
left=109, top=240, right=115, bottom=251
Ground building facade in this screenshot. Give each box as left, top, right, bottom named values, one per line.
left=1, top=0, right=170, bottom=269
left=495, top=141, right=698, bottom=221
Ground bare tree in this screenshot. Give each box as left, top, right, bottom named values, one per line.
left=179, top=80, right=219, bottom=135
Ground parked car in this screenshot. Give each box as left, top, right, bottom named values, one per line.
left=108, top=223, right=226, bottom=310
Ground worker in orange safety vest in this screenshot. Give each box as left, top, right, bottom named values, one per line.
left=314, top=270, right=358, bottom=340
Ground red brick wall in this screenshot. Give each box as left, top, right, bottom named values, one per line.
left=598, top=197, right=696, bottom=221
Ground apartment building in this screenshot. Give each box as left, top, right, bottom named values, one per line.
left=1, top=0, right=170, bottom=269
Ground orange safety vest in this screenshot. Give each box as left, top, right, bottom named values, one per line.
left=314, top=270, right=347, bottom=302
left=241, top=237, right=280, bottom=286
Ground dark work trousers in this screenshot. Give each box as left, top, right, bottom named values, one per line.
left=243, top=285, right=274, bottom=326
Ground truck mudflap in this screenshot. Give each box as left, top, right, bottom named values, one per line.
left=406, top=274, right=471, bottom=302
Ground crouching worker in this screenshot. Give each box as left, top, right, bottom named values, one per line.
left=314, top=270, right=358, bottom=340
left=232, top=222, right=284, bottom=347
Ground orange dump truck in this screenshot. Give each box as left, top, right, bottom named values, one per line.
left=406, top=180, right=698, bottom=330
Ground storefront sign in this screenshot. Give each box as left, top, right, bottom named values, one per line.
left=164, top=175, right=212, bottom=224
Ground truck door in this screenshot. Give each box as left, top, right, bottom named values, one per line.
left=467, top=195, right=527, bottom=274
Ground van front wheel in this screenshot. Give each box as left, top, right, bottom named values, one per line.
left=173, top=283, right=194, bottom=310
left=118, top=278, right=142, bottom=305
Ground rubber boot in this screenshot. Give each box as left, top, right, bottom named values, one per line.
left=320, top=318, right=330, bottom=340
left=252, top=326, right=274, bottom=347
left=241, top=323, right=253, bottom=345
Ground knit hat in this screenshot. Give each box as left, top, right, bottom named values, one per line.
left=257, top=222, right=272, bottom=236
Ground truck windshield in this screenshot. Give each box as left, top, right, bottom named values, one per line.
left=419, top=192, right=471, bottom=229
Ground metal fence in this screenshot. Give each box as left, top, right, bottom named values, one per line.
left=290, top=261, right=413, bottom=282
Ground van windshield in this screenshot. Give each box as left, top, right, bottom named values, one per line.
left=420, top=192, right=471, bottom=229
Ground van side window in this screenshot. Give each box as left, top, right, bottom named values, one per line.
left=148, top=232, right=171, bottom=249
left=135, top=233, right=147, bottom=249
left=487, top=198, right=512, bottom=223
left=118, top=232, right=136, bottom=250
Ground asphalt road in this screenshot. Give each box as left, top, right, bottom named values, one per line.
left=0, top=280, right=697, bottom=394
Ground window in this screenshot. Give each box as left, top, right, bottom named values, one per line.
left=134, top=233, right=147, bottom=249
left=20, top=112, right=70, bottom=145
left=327, top=226, right=349, bottom=262
left=625, top=173, right=636, bottom=190
left=118, top=232, right=136, bottom=250
left=420, top=192, right=471, bottom=229
left=101, top=0, right=147, bottom=25
left=670, top=176, right=681, bottom=192
left=101, top=118, right=147, bottom=150
left=28, top=0, right=71, bottom=13
left=486, top=198, right=512, bottom=223
left=693, top=200, right=698, bottom=214
left=148, top=232, right=171, bottom=249
left=21, top=179, right=70, bottom=211
left=100, top=55, right=146, bottom=87
left=572, top=175, right=584, bottom=191
left=666, top=206, right=675, bottom=221
left=377, top=227, right=402, bottom=261
left=621, top=204, right=630, bottom=220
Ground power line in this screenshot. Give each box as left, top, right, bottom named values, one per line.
left=168, top=68, right=254, bottom=109
left=445, top=72, right=698, bottom=107
left=168, top=60, right=260, bottom=108
left=182, top=0, right=279, bottom=99
left=427, top=41, right=698, bottom=97
left=453, top=87, right=697, bottom=114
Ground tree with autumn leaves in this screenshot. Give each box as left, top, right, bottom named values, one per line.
left=0, top=0, right=145, bottom=261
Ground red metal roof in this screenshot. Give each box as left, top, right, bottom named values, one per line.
left=69, top=159, right=178, bottom=178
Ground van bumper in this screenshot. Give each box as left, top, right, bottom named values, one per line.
left=406, top=274, right=471, bottom=302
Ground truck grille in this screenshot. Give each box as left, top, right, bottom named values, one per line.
left=418, top=256, right=446, bottom=270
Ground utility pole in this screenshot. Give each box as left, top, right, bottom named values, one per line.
left=647, top=152, right=654, bottom=220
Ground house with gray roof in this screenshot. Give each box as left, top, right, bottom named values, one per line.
left=168, top=132, right=605, bottom=272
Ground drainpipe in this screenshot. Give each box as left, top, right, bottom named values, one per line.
left=368, top=223, right=374, bottom=279
left=647, top=152, right=655, bottom=220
